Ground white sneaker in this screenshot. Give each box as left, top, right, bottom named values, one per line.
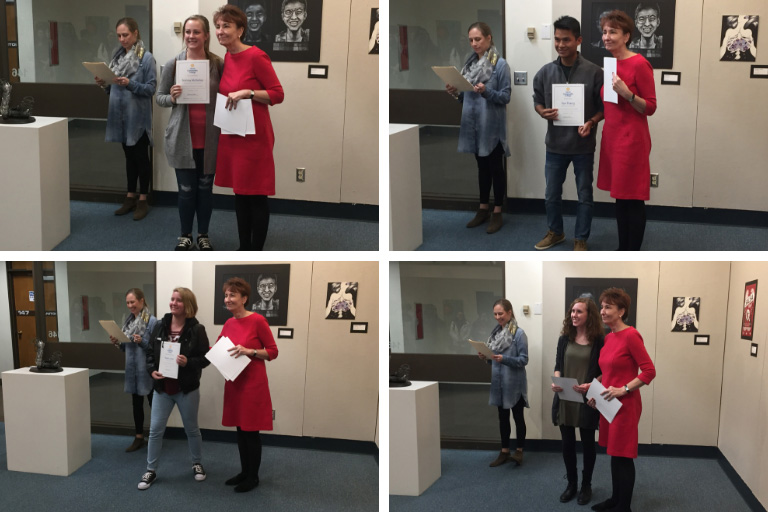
left=138, top=470, right=156, bottom=490
left=193, top=463, right=207, bottom=481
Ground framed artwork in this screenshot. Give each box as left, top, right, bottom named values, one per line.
left=214, top=264, right=291, bottom=326
left=228, top=0, right=323, bottom=62
left=368, top=8, right=379, bottom=55
left=741, top=280, right=757, bottom=340
left=581, top=0, right=676, bottom=69
left=671, top=297, right=700, bottom=332
left=325, top=282, right=358, bottom=320
left=565, top=278, right=639, bottom=331
left=720, top=15, right=759, bottom=62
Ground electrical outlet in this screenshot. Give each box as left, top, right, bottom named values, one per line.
left=296, top=168, right=305, bottom=182
left=272, top=409, right=276, bottom=420
left=513, top=71, right=527, bottom=85
left=650, top=173, right=659, bottom=187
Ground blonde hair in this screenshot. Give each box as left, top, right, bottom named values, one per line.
left=173, top=287, right=198, bottom=318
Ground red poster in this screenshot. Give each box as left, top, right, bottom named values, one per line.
left=49, top=21, right=59, bottom=66
left=741, top=280, right=757, bottom=340
left=399, top=25, right=409, bottom=71
left=415, top=303, right=423, bottom=339
left=82, top=295, right=89, bottom=331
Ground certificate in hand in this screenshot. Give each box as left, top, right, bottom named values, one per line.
left=586, top=378, right=622, bottom=423
left=82, top=62, right=116, bottom=81
left=205, top=336, right=251, bottom=381
left=467, top=339, right=495, bottom=359
left=175, top=60, right=210, bottom=104
left=552, top=84, right=584, bottom=126
left=552, top=376, right=584, bottom=403
left=99, top=320, right=130, bottom=344
left=158, top=341, right=181, bottom=380
left=431, top=66, right=474, bottom=92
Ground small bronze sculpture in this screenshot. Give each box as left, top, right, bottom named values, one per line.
left=0, top=79, right=35, bottom=124
left=389, top=363, right=411, bottom=388
left=29, top=338, right=63, bottom=373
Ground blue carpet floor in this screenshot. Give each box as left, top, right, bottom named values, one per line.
left=0, top=423, right=378, bottom=512
left=390, top=449, right=755, bottom=512
left=417, top=210, right=768, bottom=251
left=53, top=201, right=378, bottom=251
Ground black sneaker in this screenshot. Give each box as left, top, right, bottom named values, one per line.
left=137, top=470, right=156, bottom=490
left=175, top=236, right=193, bottom=251
left=193, top=463, right=207, bottom=481
left=197, top=234, right=214, bottom=251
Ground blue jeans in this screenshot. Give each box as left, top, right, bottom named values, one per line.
left=146, top=388, right=202, bottom=471
left=175, top=148, right=213, bottom=235
left=544, top=151, right=595, bottom=241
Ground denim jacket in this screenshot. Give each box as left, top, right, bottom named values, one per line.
left=104, top=48, right=156, bottom=146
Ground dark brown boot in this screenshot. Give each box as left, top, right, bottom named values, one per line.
left=466, top=208, right=490, bottom=228
left=125, top=437, right=147, bottom=452
left=486, top=212, right=503, bottom=234
left=114, top=196, right=137, bottom=215
left=133, top=199, right=150, bottom=220
left=489, top=450, right=510, bottom=467
left=509, top=449, right=523, bottom=465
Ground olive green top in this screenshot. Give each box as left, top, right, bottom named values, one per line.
left=557, top=341, right=592, bottom=427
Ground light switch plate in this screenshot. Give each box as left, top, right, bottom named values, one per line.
left=514, top=71, right=527, bottom=85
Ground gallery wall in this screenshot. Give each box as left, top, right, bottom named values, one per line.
left=0, top=265, right=13, bottom=375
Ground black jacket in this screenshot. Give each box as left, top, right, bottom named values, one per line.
left=551, top=334, right=604, bottom=430
left=147, top=313, right=211, bottom=394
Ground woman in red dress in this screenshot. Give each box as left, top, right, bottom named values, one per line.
left=588, top=287, right=655, bottom=512
left=596, top=11, right=657, bottom=251
left=218, top=277, right=279, bottom=492
left=213, top=5, right=284, bottom=250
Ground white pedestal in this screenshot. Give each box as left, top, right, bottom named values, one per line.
left=0, top=116, right=70, bottom=250
left=2, top=367, right=91, bottom=476
left=389, top=124, right=423, bottom=251
left=390, top=380, right=441, bottom=496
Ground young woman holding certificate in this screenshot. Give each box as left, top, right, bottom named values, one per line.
left=476, top=299, right=528, bottom=467
left=218, top=277, right=278, bottom=493
left=550, top=298, right=604, bottom=505
left=138, top=288, right=211, bottom=490
left=157, top=15, right=224, bottom=251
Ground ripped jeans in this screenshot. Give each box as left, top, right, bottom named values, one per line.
left=175, top=148, right=214, bottom=235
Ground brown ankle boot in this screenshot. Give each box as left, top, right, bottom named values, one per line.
left=466, top=208, right=490, bottom=228
left=489, top=450, right=510, bottom=467
left=509, top=449, right=523, bottom=465
left=114, top=196, right=137, bottom=215
left=133, top=199, right=149, bottom=220
left=486, top=212, right=503, bottom=233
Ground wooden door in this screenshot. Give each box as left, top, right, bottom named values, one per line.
left=11, top=272, right=38, bottom=367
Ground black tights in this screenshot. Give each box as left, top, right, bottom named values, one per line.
left=234, top=195, right=270, bottom=251
left=498, top=397, right=526, bottom=450
left=559, top=425, right=596, bottom=484
left=236, top=428, right=263, bottom=482
left=131, top=392, right=153, bottom=436
left=615, top=199, right=646, bottom=251
left=122, top=132, right=151, bottom=195
left=476, top=143, right=506, bottom=208
left=609, top=456, right=635, bottom=511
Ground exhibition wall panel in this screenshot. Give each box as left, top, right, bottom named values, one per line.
left=0, top=263, right=13, bottom=375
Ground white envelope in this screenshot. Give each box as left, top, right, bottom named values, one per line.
left=205, top=336, right=251, bottom=381
left=586, top=378, right=622, bottom=423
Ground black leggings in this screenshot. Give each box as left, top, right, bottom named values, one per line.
left=610, top=456, right=636, bottom=511
left=475, top=143, right=506, bottom=207
left=131, top=392, right=153, bottom=436
left=234, top=195, right=270, bottom=251
left=559, top=425, right=596, bottom=484
left=236, top=428, right=263, bottom=481
left=122, top=132, right=151, bottom=195
left=615, top=199, right=646, bottom=251
left=498, top=397, right=526, bottom=450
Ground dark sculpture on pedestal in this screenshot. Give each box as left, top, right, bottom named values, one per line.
left=389, top=363, right=412, bottom=388
left=29, top=338, right=63, bottom=373
left=0, top=79, right=36, bottom=124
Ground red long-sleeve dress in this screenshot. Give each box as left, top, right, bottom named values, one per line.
left=597, top=54, right=657, bottom=200
left=219, top=313, right=279, bottom=431
left=215, top=46, right=284, bottom=195
left=598, top=326, right=656, bottom=458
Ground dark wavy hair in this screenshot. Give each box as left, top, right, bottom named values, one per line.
left=560, top=297, right=603, bottom=342
left=223, top=277, right=251, bottom=306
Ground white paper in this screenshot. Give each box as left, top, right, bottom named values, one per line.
left=158, top=341, right=180, bottom=380
left=205, top=336, right=251, bottom=381
left=552, top=376, right=584, bottom=402
left=603, top=57, right=618, bottom=104
left=467, top=339, right=495, bottom=359
left=99, top=320, right=130, bottom=343
left=552, top=83, right=585, bottom=126
left=431, top=66, right=474, bottom=92
left=214, top=93, right=255, bottom=137
left=586, top=378, right=622, bottom=423
left=175, top=60, right=209, bottom=104
left=82, top=61, right=116, bottom=81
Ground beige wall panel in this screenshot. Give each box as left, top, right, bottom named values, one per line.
left=541, top=262, right=659, bottom=441
left=303, top=261, right=379, bottom=441
left=652, top=261, right=728, bottom=445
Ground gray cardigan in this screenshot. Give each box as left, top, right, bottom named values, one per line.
left=156, top=50, right=224, bottom=174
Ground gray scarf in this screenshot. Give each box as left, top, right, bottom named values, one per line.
left=487, top=319, right=519, bottom=353
left=109, top=39, right=146, bottom=78
left=460, top=45, right=500, bottom=86
left=122, top=306, right=151, bottom=340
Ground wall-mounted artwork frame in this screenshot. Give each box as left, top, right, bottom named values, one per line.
left=325, top=282, right=358, bottom=320
left=720, top=15, right=759, bottom=62
left=741, top=279, right=757, bottom=340
left=580, top=0, right=676, bottom=69
left=565, top=278, right=639, bottom=332
left=671, top=296, right=700, bottom=332
left=214, top=264, right=291, bottom=326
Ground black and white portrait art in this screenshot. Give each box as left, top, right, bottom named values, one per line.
left=369, top=8, right=379, bottom=55
left=581, top=0, right=676, bottom=69
left=670, top=297, right=700, bottom=332
left=214, top=264, right=291, bottom=326
left=325, top=282, right=358, bottom=320
left=228, top=0, right=323, bottom=62
left=720, top=15, right=759, bottom=62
